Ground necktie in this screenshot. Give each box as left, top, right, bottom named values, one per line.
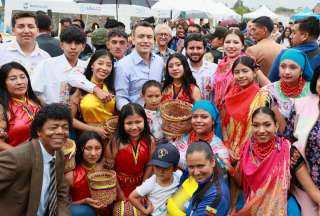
left=45, top=158, right=57, bottom=216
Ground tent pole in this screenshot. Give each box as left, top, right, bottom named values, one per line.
left=116, top=0, right=119, bottom=20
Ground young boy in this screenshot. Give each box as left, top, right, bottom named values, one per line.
left=129, top=143, right=182, bottom=216
left=31, top=25, right=110, bottom=105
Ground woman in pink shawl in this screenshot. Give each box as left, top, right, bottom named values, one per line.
left=233, top=107, right=320, bottom=216
left=213, top=29, right=244, bottom=111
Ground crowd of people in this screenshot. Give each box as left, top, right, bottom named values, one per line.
left=0, top=9, right=319, bottom=216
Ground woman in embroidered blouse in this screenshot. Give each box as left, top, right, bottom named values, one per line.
left=285, top=68, right=320, bottom=215
left=174, top=100, right=230, bottom=172
left=65, top=131, right=106, bottom=216
left=0, top=62, right=41, bottom=151
left=253, top=49, right=313, bottom=133
left=70, top=50, right=116, bottom=139
left=162, top=53, right=201, bottom=104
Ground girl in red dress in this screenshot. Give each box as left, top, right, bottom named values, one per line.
left=0, top=62, right=41, bottom=151
left=162, top=53, right=201, bottom=104
left=106, top=103, right=156, bottom=200
left=65, top=131, right=105, bottom=216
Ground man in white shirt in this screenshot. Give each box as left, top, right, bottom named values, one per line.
left=31, top=26, right=110, bottom=105
left=185, top=33, right=217, bottom=101
left=0, top=12, right=50, bottom=75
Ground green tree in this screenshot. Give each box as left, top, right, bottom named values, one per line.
left=233, top=0, right=251, bottom=16
left=274, top=7, right=295, bottom=15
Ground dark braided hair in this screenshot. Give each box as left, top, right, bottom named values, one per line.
left=186, top=141, right=223, bottom=210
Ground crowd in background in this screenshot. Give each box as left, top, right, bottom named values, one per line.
left=0, top=9, right=319, bottom=216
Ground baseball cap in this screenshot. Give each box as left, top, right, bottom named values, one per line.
left=91, top=28, right=108, bottom=46
left=148, top=143, right=180, bottom=168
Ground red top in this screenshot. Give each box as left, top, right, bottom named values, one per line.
left=161, top=84, right=197, bottom=104
left=70, top=165, right=91, bottom=201
left=115, top=138, right=150, bottom=198
left=7, top=98, right=40, bottom=147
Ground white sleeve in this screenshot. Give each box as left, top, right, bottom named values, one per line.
left=175, top=170, right=183, bottom=179
left=67, top=70, right=95, bottom=93
left=31, top=61, right=46, bottom=96
left=135, top=175, right=155, bottom=197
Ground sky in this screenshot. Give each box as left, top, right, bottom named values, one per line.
left=215, top=0, right=319, bottom=10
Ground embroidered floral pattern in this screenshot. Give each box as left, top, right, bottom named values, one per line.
left=305, top=119, right=320, bottom=187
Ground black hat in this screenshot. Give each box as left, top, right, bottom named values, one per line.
left=148, top=143, right=180, bottom=168
left=143, top=16, right=155, bottom=24
left=209, top=26, right=228, bottom=40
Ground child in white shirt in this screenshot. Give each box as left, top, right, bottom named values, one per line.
left=129, top=143, right=182, bottom=216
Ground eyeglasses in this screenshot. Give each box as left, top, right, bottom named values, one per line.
left=157, top=33, right=170, bottom=38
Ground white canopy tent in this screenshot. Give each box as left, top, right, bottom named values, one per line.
left=3, top=0, right=154, bottom=32
left=243, top=5, right=280, bottom=19
left=152, top=0, right=240, bottom=20
left=206, top=2, right=241, bottom=20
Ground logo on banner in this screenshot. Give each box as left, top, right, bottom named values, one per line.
left=23, top=2, right=29, bottom=10
left=79, top=4, right=102, bottom=14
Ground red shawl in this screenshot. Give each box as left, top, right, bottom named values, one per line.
left=222, top=83, right=260, bottom=158
left=213, top=55, right=243, bottom=111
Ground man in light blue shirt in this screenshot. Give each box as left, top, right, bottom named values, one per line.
left=115, top=21, right=164, bottom=110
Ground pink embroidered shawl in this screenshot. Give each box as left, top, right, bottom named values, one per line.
left=234, top=137, right=290, bottom=216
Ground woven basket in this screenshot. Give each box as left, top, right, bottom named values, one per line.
left=160, top=100, right=192, bottom=138
left=62, top=139, right=76, bottom=173
left=113, top=201, right=142, bottom=216
left=88, top=170, right=117, bottom=205
left=103, top=116, right=119, bottom=139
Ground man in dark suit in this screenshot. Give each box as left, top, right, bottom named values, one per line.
left=0, top=103, right=71, bottom=216
left=36, top=13, right=63, bottom=57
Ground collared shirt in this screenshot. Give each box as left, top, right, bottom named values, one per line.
left=0, top=40, right=50, bottom=75
left=189, top=60, right=217, bottom=101
left=153, top=46, right=175, bottom=64
left=115, top=50, right=164, bottom=110
left=37, top=141, right=55, bottom=216
left=31, top=54, right=95, bottom=104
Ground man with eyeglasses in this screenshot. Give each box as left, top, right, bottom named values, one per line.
left=154, top=24, right=175, bottom=64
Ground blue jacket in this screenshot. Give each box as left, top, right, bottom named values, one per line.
left=268, top=41, right=320, bottom=82
left=186, top=177, right=230, bottom=216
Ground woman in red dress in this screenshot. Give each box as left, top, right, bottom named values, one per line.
left=0, top=62, right=41, bottom=151
left=106, top=103, right=156, bottom=200
left=162, top=53, right=201, bottom=104
left=65, top=131, right=106, bottom=216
